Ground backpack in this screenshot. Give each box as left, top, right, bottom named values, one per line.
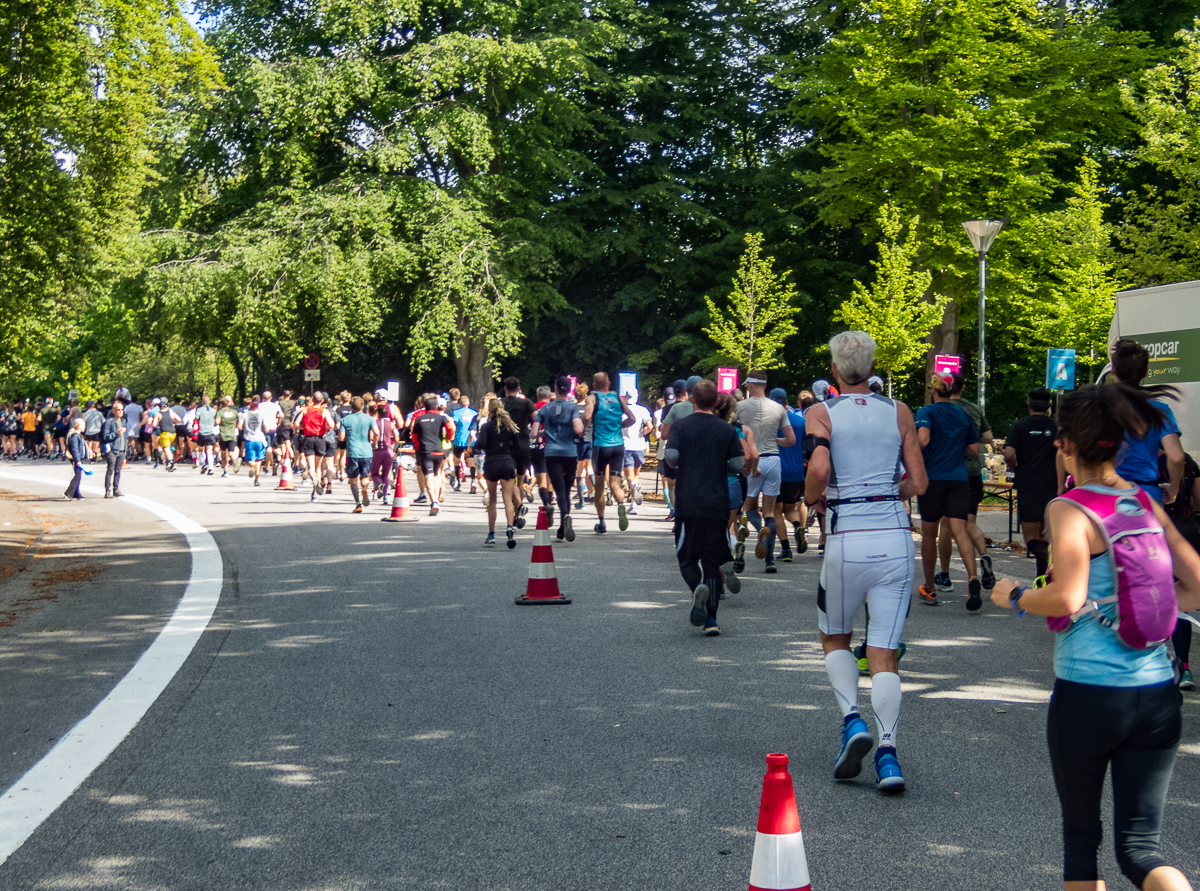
left=1047, top=485, right=1178, bottom=650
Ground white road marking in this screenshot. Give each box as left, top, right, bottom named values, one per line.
left=0, top=472, right=223, bottom=863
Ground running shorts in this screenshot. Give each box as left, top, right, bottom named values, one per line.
left=219, top=438, right=237, bottom=452
left=1018, top=486, right=1057, bottom=524
left=727, top=476, right=746, bottom=511
left=175, top=424, right=188, bottom=439
left=197, top=433, right=216, bottom=447
left=780, top=479, right=804, bottom=506
left=673, top=515, right=734, bottom=573
left=244, top=440, right=266, bottom=463
left=301, top=435, right=328, bottom=457
left=276, top=428, right=292, bottom=447
left=345, top=456, right=372, bottom=479
left=593, top=445, right=624, bottom=479
left=453, top=445, right=468, bottom=459
left=84, top=433, right=100, bottom=443
left=159, top=431, right=177, bottom=448
left=746, top=454, right=782, bottom=499
left=484, top=459, right=516, bottom=482
left=530, top=447, right=546, bottom=476
left=623, top=449, right=645, bottom=469
left=421, top=452, right=445, bottom=476
left=917, top=479, right=970, bottom=522
left=817, top=529, right=915, bottom=650
left=968, top=476, right=984, bottom=515
left=140, top=430, right=152, bottom=444
left=575, top=441, right=592, bottom=462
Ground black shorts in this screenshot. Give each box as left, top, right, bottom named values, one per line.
left=1018, top=487, right=1057, bottom=524
left=301, top=435, right=328, bottom=457
left=219, top=438, right=237, bottom=452
left=780, top=479, right=804, bottom=506
left=197, top=433, right=216, bottom=447
left=276, top=428, right=292, bottom=447
left=576, top=441, right=592, bottom=462
left=453, top=445, right=468, bottom=459
left=530, top=447, right=546, bottom=475
left=593, top=445, right=624, bottom=478
left=672, top=515, right=734, bottom=569
left=140, top=430, right=152, bottom=444
left=918, top=479, right=971, bottom=522
left=968, top=476, right=984, bottom=516
left=484, top=460, right=517, bottom=483
left=84, top=433, right=99, bottom=443
left=175, top=424, right=188, bottom=438
left=421, top=452, right=445, bottom=476
left=346, top=456, right=372, bottom=479
left=514, top=445, right=531, bottom=475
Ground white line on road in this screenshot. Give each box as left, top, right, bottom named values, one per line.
left=0, top=471, right=224, bottom=863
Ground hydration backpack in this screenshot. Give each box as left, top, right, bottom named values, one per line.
left=1047, top=486, right=1177, bottom=650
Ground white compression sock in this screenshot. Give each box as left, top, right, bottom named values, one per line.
left=824, top=650, right=860, bottom=717
left=871, top=671, right=902, bottom=749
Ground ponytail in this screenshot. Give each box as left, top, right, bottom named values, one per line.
left=1058, top=382, right=1177, bottom=464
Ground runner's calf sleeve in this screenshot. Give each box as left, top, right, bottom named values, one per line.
left=871, top=671, right=902, bottom=750
left=825, top=649, right=860, bottom=718
left=539, top=486, right=551, bottom=507
left=747, top=509, right=762, bottom=532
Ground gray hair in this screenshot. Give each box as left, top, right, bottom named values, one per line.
left=536, top=386, right=552, bottom=402
left=829, top=330, right=877, bottom=383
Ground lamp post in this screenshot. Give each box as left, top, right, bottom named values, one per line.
left=962, top=219, right=1005, bottom=413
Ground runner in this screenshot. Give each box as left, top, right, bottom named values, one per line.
left=215, top=396, right=241, bottom=476
left=320, top=392, right=340, bottom=494
left=735, top=371, right=795, bottom=573
left=574, top=382, right=593, bottom=509
left=141, top=399, right=159, bottom=463
left=659, top=379, right=693, bottom=522
left=258, top=390, right=283, bottom=474
left=370, top=403, right=396, bottom=506
left=339, top=396, right=378, bottom=513
left=531, top=377, right=584, bottom=541
left=804, top=331, right=928, bottom=792
left=530, top=386, right=553, bottom=519
left=582, top=372, right=637, bottom=533
left=621, top=387, right=653, bottom=516
left=156, top=399, right=181, bottom=470
left=714, top=393, right=757, bottom=594
left=451, top=395, right=478, bottom=491
left=1004, top=387, right=1061, bottom=578
left=915, top=372, right=982, bottom=609
left=772, top=387, right=807, bottom=561
left=501, top=378, right=537, bottom=520
left=664, top=379, right=746, bottom=637
left=412, top=394, right=455, bottom=516
left=298, top=394, right=332, bottom=500
left=470, top=398, right=522, bottom=548
left=194, top=395, right=218, bottom=475
left=242, top=396, right=268, bottom=486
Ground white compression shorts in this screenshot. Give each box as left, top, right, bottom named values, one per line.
left=746, top=454, right=782, bottom=499
left=817, top=529, right=915, bottom=650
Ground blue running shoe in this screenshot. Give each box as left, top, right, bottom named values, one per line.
left=690, top=584, right=709, bottom=627
left=875, top=747, right=905, bottom=793
left=833, top=714, right=874, bottom=780
left=934, top=571, right=953, bottom=593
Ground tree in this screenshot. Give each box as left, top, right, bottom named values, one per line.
left=836, top=205, right=950, bottom=395
left=704, top=233, right=800, bottom=371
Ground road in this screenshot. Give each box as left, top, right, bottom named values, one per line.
left=1, top=460, right=1198, bottom=890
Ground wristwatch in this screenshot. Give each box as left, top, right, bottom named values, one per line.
left=1009, top=586, right=1027, bottom=606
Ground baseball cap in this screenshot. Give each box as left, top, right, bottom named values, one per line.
left=811, top=380, right=831, bottom=402
left=868, top=375, right=884, bottom=393
left=931, top=372, right=955, bottom=393
left=768, top=387, right=787, bottom=405
left=743, top=373, right=768, bottom=386
left=685, top=375, right=703, bottom=395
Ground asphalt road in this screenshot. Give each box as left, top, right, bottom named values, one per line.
left=1, top=459, right=1198, bottom=890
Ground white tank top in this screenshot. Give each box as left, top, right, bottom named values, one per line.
left=825, top=393, right=908, bottom=532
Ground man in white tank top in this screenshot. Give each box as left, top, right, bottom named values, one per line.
left=804, top=331, right=928, bottom=793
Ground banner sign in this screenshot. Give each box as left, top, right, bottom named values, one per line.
left=1125, top=329, right=1200, bottom=382
left=717, top=368, right=738, bottom=393
left=618, top=372, right=638, bottom=399
left=385, top=380, right=400, bottom=402
left=568, top=375, right=577, bottom=397
left=934, top=355, right=961, bottom=375
left=1046, top=348, right=1076, bottom=390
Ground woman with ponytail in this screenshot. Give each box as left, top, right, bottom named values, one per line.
left=992, top=382, right=1200, bottom=891
left=1111, top=339, right=1187, bottom=505
left=470, top=398, right=524, bottom=549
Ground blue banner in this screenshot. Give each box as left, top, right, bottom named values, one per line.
left=1046, top=349, right=1076, bottom=390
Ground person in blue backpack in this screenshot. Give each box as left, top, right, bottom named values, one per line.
left=993, top=382, right=1200, bottom=891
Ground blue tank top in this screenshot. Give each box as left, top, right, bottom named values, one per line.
left=592, top=392, right=624, bottom=448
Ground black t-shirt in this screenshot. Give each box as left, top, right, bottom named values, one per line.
left=415, top=412, right=450, bottom=454
left=1007, top=414, right=1058, bottom=493
left=475, top=421, right=520, bottom=464
left=502, top=396, right=537, bottom=439
left=666, top=412, right=744, bottom=520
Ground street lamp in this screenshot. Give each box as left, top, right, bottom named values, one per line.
left=962, top=219, right=1005, bottom=413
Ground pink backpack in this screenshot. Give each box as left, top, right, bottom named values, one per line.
left=1047, top=486, right=1177, bottom=650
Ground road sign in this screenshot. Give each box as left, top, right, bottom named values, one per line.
left=618, top=372, right=637, bottom=399
left=304, top=369, right=321, bottom=382
left=303, top=353, right=320, bottom=370
left=934, top=355, right=961, bottom=375
left=1046, top=348, right=1076, bottom=390
left=568, top=375, right=577, bottom=397
left=717, top=368, right=738, bottom=393
left=385, top=380, right=399, bottom=402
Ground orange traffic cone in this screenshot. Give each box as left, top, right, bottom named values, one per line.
left=381, top=466, right=418, bottom=522
left=749, top=753, right=811, bottom=891
left=277, top=458, right=295, bottom=490
left=515, top=506, right=570, bottom=605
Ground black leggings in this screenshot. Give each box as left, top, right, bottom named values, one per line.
left=1047, top=678, right=1182, bottom=886
left=545, top=456, right=577, bottom=519
left=1172, top=618, right=1192, bottom=665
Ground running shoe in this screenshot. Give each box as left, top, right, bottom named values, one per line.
left=755, top=528, right=769, bottom=560
left=918, top=584, right=938, bottom=605
left=1180, top=665, right=1195, bottom=691
left=326, top=483, right=333, bottom=496
left=628, top=503, right=638, bottom=516
left=935, top=571, right=953, bottom=593
left=469, top=485, right=476, bottom=495
left=966, top=577, right=983, bottom=611
left=703, top=618, right=720, bottom=637
left=617, top=503, right=628, bottom=531
left=737, top=517, right=750, bottom=542
left=594, top=521, right=607, bottom=534
left=413, top=494, right=428, bottom=504
left=525, top=487, right=535, bottom=504
left=733, top=541, right=746, bottom=574
left=817, top=536, right=826, bottom=556
left=633, top=482, right=643, bottom=505
left=834, top=714, right=874, bottom=780
left=574, top=498, right=584, bottom=510
left=979, top=553, right=996, bottom=590
left=167, top=461, right=175, bottom=472
left=310, top=492, right=317, bottom=502
left=485, top=532, right=495, bottom=547
left=362, top=490, right=370, bottom=506
left=779, top=545, right=793, bottom=563
left=506, top=525, right=516, bottom=549
left=254, top=478, right=260, bottom=487
left=721, top=563, right=741, bottom=594
left=874, top=747, right=905, bottom=793
left=545, top=505, right=554, bottom=528
left=430, top=503, right=440, bottom=516
left=352, top=505, right=362, bottom=514
left=564, top=515, right=575, bottom=542
left=795, top=528, right=808, bottom=554
left=481, top=489, right=490, bottom=507
left=765, top=558, right=778, bottom=574
left=690, top=583, right=709, bottom=627
left=853, top=642, right=868, bottom=674
left=233, top=459, right=241, bottom=473
left=221, top=471, right=228, bottom=478
left=516, top=504, right=527, bottom=529
left=556, top=526, right=565, bottom=541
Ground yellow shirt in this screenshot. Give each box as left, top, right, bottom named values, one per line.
left=22, top=411, right=37, bottom=432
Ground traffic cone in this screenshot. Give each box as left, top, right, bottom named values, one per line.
left=749, top=753, right=811, bottom=891
left=381, top=465, right=419, bottom=522
left=277, top=458, right=295, bottom=490
left=515, top=506, right=570, bottom=605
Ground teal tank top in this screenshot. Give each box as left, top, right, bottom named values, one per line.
left=593, top=392, right=624, bottom=448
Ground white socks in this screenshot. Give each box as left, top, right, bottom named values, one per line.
left=825, top=649, right=860, bottom=717
left=871, top=671, right=902, bottom=749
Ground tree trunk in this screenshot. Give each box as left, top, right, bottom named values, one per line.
left=924, top=300, right=960, bottom=402
left=454, top=332, right=494, bottom=406
left=227, top=349, right=247, bottom=402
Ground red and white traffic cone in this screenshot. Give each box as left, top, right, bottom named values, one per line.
left=749, top=753, right=811, bottom=891
left=515, top=506, right=570, bottom=605
left=277, top=458, right=294, bottom=490
left=381, top=465, right=418, bottom=522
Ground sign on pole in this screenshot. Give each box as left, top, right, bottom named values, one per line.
left=717, top=368, right=738, bottom=393
left=568, top=375, right=577, bottom=397
left=934, top=355, right=961, bottom=376
left=618, top=372, right=637, bottom=399
left=1046, top=349, right=1076, bottom=390
left=304, top=369, right=321, bottom=382
left=303, top=353, right=320, bottom=370
left=385, top=380, right=400, bottom=402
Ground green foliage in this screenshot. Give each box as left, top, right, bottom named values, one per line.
left=704, top=233, right=800, bottom=371
left=836, top=205, right=950, bottom=394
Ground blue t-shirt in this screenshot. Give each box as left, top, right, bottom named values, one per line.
left=536, top=399, right=582, bottom=457
left=592, top=392, right=624, bottom=448
left=451, top=406, right=478, bottom=447
left=1115, top=399, right=1180, bottom=500
left=778, top=408, right=806, bottom=482
left=915, top=401, right=978, bottom=481
left=340, top=412, right=376, bottom=460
